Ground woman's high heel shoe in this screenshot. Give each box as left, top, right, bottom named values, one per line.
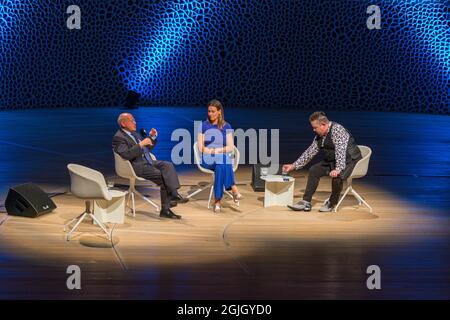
left=232, top=192, right=243, bottom=205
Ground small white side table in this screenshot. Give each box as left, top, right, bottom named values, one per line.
left=261, top=175, right=295, bottom=208
left=93, top=190, right=127, bottom=224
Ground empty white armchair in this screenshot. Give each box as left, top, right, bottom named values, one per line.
left=334, top=145, right=373, bottom=213
left=113, top=151, right=159, bottom=217
left=64, top=164, right=127, bottom=241
left=187, top=141, right=240, bottom=208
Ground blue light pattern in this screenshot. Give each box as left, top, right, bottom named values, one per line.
left=0, top=0, right=448, bottom=113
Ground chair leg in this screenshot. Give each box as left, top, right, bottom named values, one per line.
left=126, top=192, right=131, bottom=209
left=65, top=200, right=91, bottom=239
left=90, top=212, right=111, bottom=240
left=130, top=191, right=136, bottom=217
left=65, top=200, right=112, bottom=241
left=207, top=186, right=214, bottom=209
left=128, top=182, right=160, bottom=215
left=125, top=191, right=136, bottom=216
left=134, top=190, right=160, bottom=212
left=333, top=186, right=351, bottom=212
left=354, top=190, right=362, bottom=205
left=351, top=189, right=373, bottom=213
left=186, top=184, right=212, bottom=199
left=64, top=211, right=85, bottom=232
left=125, top=189, right=131, bottom=209
left=65, top=212, right=89, bottom=241
left=224, top=190, right=233, bottom=199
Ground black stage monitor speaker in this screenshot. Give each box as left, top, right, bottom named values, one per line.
left=251, top=164, right=282, bottom=192
left=5, top=183, right=57, bottom=218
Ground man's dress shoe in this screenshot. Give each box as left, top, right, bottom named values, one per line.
left=171, top=193, right=189, bottom=204
left=160, top=208, right=182, bottom=219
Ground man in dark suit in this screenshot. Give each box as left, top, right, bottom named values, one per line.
left=112, top=113, right=188, bottom=219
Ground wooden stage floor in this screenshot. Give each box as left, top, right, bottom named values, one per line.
left=0, top=107, right=449, bottom=299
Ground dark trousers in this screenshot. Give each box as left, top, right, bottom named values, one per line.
left=140, top=160, right=180, bottom=210
left=303, top=159, right=359, bottom=206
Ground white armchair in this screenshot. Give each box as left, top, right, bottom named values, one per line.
left=113, top=151, right=160, bottom=217
left=187, top=141, right=240, bottom=208
left=333, top=145, right=373, bottom=213
left=64, top=164, right=127, bottom=241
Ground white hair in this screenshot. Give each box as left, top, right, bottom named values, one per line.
left=117, top=113, right=131, bottom=127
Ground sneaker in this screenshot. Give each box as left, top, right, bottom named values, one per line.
left=287, top=200, right=311, bottom=212
left=319, top=200, right=334, bottom=212
left=213, top=203, right=221, bottom=213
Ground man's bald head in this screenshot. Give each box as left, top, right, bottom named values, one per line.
left=117, top=113, right=136, bottom=132
left=117, top=113, right=132, bottom=126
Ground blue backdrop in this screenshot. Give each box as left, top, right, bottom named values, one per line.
left=0, top=0, right=449, bottom=113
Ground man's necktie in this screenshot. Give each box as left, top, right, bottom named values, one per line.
left=131, top=132, right=153, bottom=164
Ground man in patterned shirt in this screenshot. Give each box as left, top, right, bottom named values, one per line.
left=282, top=111, right=362, bottom=212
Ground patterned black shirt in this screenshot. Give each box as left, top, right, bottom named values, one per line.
left=293, top=121, right=350, bottom=172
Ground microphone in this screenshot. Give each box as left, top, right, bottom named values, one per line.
left=139, top=128, right=148, bottom=138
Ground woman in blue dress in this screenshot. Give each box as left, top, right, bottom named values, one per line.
left=197, top=99, right=242, bottom=212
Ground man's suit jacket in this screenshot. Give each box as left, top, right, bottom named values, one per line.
left=112, top=129, right=156, bottom=177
